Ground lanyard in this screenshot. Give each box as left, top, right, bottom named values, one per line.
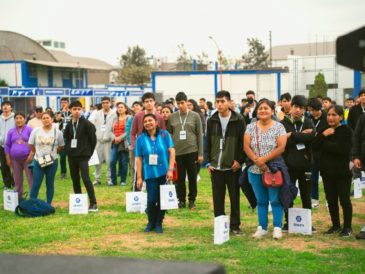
left=103, top=114, right=107, bottom=124
left=362, top=106, right=365, bottom=114
left=294, top=123, right=303, bottom=133
left=179, top=110, right=189, bottom=130
left=314, top=120, right=320, bottom=129
left=72, top=120, right=79, bottom=139
left=148, top=135, right=157, bottom=154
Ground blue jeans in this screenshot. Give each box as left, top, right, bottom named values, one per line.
left=110, top=144, right=129, bottom=185
left=30, top=159, right=58, bottom=204
left=311, top=160, right=320, bottom=200
left=248, top=171, right=283, bottom=230
left=146, top=176, right=166, bottom=226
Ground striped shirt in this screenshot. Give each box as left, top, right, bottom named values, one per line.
left=135, top=129, right=174, bottom=180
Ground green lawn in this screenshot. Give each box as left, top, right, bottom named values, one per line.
left=1, top=167, right=364, bottom=274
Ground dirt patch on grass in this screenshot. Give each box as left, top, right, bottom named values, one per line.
left=99, top=210, right=119, bottom=217
left=52, top=201, right=68, bottom=209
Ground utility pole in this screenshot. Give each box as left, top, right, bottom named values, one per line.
left=269, top=31, right=272, bottom=67
left=208, top=36, right=223, bottom=90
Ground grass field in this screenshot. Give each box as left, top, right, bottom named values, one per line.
left=1, top=166, right=365, bottom=274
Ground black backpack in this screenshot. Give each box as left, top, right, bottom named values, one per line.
left=15, top=198, right=55, bottom=217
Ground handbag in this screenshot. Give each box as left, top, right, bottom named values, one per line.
left=36, top=128, right=57, bottom=168
left=255, top=123, right=283, bottom=188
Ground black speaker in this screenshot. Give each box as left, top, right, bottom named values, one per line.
left=336, top=26, right=365, bottom=72
left=0, top=254, right=226, bottom=274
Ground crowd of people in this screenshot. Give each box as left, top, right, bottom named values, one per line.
left=1, top=88, right=365, bottom=239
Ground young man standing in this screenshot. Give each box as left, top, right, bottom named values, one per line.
left=130, top=93, right=165, bottom=188
left=64, top=101, right=98, bottom=211
left=322, top=97, right=332, bottom=113
left=240, top=90, right=257, bottom=124
left=55, top=97, right=72, bottom=179
left=281, top=95, right=316, bottom=232
left=92, top=97, right=117, bottom=186
left=206, top=90, right=246, bottom=235
left=27, top=106, right=43, bottom=129
left=0, top=101, right=15, bottom=188
left=348, top=89, right=365, bottom=130
left=167, top=92, right=203, bottom=209
left=277, top=93, right=292, bottom=121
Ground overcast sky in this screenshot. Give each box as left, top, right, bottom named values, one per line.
left=1, top=0, right=364, bottom=65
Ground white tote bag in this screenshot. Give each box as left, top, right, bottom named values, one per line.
left=160, top=182, right=178, bottom=210
left=288, top=208, right=312, bottom=235
left=214, top=215, right=230, bottom=245
left=361, top=171, right=365, bottom=189
left=126, top=183, right=147, bottom=213
left=3, top=190, right=18, bottom=212
left=69, top=194, right=88, bottom=214
left=354, top=178, right=363, bottom=199
left=88, top=150, right=100, bottom=166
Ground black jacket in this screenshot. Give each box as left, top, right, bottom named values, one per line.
left=205, top=110, right=246, bottom=169
left=348, top=104, right=365, bottom=130
left=281, top=116, right=315, bottom=172
left=352, top=114, right=365, bottom=166
left=64, top=116, right=97, bottom=160
left=312, top=125, right=353, bottom=178
left=309, top=111, right=328, bottom=162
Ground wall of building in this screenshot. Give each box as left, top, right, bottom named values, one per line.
left=0, top=62, right=22, bottom=86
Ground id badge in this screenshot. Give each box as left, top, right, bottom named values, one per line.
left=149, top=154, right=158, bottom=165
left=296, top=143, right=305, bottom=150
left=101, top=125, right=106, bottom=132
left=179, top=130, right=187, bottom=140
left=219, top=138, right=224, bottom=150
left=71, top=139, right=77, bottom=148
left=63, top=123, right=66, bottom=130
left=38, top=157, right=45, bottom=165
left=44, top=154, right=52, bottom=162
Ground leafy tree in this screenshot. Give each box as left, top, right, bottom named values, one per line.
left=196, top=51, right=209, bottom=71
left=0, top=79, right=8, bottom=86
left=309, top=72, right=328, bottom=98
left=241, top=38, right=269, bottom=69
left=117, top=45, right=151, bottom=85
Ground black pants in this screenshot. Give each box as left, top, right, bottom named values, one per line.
left=285, top=169, right=312, bottom=223
left=68, top=157, right=97, bottom=205
left=176, top=152, right=198, bottom=203
left=322, top=175, right=352, bottom=229
left=0, top=146, right=13, bottom=188
left=211, top=169, right=240, bottom=230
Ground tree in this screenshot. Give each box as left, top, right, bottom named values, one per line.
left=241, top=38, right=269, bottom=69
left=117, top=45, right=151, bottom=85
left=309, top=72, right=328, bottom=98
left=196, top=51, right=209, bottom=71
left=176, top=44, right=192, bottom=71
left=0, top=79, right=8, bottom=87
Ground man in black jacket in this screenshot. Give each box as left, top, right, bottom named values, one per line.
left=281, top=95, right=316, bottom=232
left=65, top=101, right=98, bottom=212
left=206, top=90, right=246, bottom=235
left=348, top=89, right=365, bottom=130
left=352, top=114, right=365, bottom=240
left=240, top=90, right=257, bottom=125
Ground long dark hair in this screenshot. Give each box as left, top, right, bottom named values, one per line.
left=188, top=99, right=202, bottom=114
left=116, top=102, right=130, bottom=117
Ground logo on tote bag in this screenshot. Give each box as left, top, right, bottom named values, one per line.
left=134, top=196, right=139, bottom=202
left=169, top=191, right=173, bottom=198
left=76, top=198, right=81, bottom=204
left=296, top=216, right=302, bottom=222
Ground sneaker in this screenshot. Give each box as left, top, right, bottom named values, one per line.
left=282, top=223, right=289, bottom=233
left=144, top=223, right=155, bottom=232
left=188, top=201, right=196, bottom=210
left=93, top=180, right=101, bottom=186
left=155, top=224, right=163, bottom=233
left=355, top=231, right=365, bottom=240
left=60, top=173, right=66, bottom=180
left=120, top=182, right=126, bottom=186
left=324, top=226, right=342, bottom=234
left=178, top=201, right=186, bottom=209
left=107, top=181, right=114, bottom=186
left=252, top=226, right=268, bottom=239
left=312, top=199, right=319, bottom=209
left=312, top=226, right=317, bottom=233
left=273, top=227, right=282, bottom=239
left=339, top=227, right=352, bottom=237
left=88, top=204, right=98, bottom=212
left=230, top=228, right=243, bottom=236
left=197, top=175, right=201, bottom=182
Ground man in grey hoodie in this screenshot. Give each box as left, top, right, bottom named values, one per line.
left=92, top=97, right=116, bottom=185
left=0, top=101, right=15, bottom=188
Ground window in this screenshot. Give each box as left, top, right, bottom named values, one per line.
left=54, top=41, right=59, bottom=48
left=60, top=42, right=65, bottom=49
left=42, top=40, right=51, bottom=46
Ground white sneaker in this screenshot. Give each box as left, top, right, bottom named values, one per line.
left=312, top=199, right=319, bottom=208
left=273, top=227, right=282, bottom=239
left=252, top=226, right=268, bottom=239
left=197, top=175, right=201, bottom=182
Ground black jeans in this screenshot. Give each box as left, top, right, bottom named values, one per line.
left=322, top=175, right=352, bottom=229
left=211, top=169, right=241, bottom=230
left=68, top=157, right=97, bottom=205
left=0, top=146, right=13, bottom=188
left=285, top=169, right=312, bottom=223
left=176, top=151, right=198, bottom=203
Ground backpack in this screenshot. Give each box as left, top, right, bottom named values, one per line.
left=15, top=198, right=55, bottom=217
